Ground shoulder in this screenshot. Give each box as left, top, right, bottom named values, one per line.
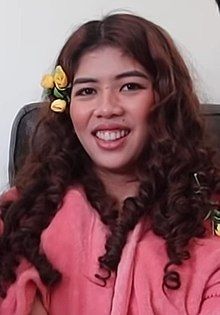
left=40, top=186, right=107, bottom=271
left=42, top=185, right=98, bottom=235
left=194, top=234, right=220, bottom=314
left=0, top=187, right=20, bottom=234
left=188, top=231, right=220, bottom=276
left=0, top=186, right=20, bottom=205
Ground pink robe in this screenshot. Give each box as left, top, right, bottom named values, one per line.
left=1, top=187, right=220, bottom=314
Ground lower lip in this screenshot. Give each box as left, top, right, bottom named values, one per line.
left=94, top=135, right=128, bottom=150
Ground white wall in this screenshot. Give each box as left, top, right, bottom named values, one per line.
left=1, top=0, right=220, bottom=190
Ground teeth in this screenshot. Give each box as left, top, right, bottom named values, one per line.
left=96, top=130, right=129, bottom=141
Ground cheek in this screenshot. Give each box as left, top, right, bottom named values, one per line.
left=69, top=104, right=76, bottom=129
left=131, top=94, right=155, bottom=134
left=133, top=96, right=154, bottom=122
left=69, top=102, right=85, bottom=131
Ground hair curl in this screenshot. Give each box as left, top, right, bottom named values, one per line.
left=0, top=13, right=220, bottom=298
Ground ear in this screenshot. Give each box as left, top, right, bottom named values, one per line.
left=216, top=0, right=220, bottom=11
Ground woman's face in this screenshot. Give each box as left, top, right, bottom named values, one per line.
left=70, top=46, right=155, bottom=175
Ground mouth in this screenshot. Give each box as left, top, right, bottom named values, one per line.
left=94, top=129, right=130, bottom=141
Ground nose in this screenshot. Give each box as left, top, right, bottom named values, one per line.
left=94, top=89, right=124, bottom=118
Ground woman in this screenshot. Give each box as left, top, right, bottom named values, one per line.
left=0, top=13, right=220, bottom=315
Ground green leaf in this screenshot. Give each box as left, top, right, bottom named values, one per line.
left=53, top=87, right=64, bottom=99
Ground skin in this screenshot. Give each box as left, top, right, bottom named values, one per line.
left=70, top=46, right=155, bottom=202
left=30, top=296, right=47, bottom=315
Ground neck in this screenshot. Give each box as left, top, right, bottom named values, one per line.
left=94, top=167, right=140, bottom=206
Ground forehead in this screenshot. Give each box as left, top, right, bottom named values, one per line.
left=74, top=46, right=147, bottom=78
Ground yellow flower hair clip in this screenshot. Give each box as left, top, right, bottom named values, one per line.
left=212, top=207, right=220, bottom=237
left=50, top=99, right=67, bottom=113
left=194, top=172, right=220, bottom=237
left=41, top=65, right=71, bottom=113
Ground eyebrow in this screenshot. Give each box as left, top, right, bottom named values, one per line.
left=72, top=70, right=150, bottom=86
left=115, top=70, right=149, bottom=80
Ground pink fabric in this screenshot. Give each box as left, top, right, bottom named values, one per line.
left=1, top=187, right=220, bottom=314
left=0, top=262, right=50, bottom=315
left=0, top=187, right=20, bottom=234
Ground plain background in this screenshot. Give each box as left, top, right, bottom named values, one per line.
left=0, top=0, right=220, bottom=191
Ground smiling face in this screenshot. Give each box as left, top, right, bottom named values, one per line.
left=70, top=46, right=155, bottom=176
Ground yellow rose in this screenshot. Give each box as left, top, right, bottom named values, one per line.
left=50, top=99, right=66, bottom=113
left=54, top=66, right=68, bottom=89
left=215, top=223, right=220, bottom=236
left=41, top=74, right=54, bottom=89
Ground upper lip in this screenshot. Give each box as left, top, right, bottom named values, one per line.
left=91, top=123, right=130, bottom=134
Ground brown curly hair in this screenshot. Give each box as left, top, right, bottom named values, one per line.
left=0, top=13, right=219, bottom=298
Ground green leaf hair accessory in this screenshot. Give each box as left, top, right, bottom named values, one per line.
left=212, top=207, right=220, bottom=237
left=53, top=87, right=65, bottom=99
left=193, top=172, right=220, bottom=237
left=41, top=65, right=71, bottom=113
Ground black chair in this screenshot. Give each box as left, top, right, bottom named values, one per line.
left=8, top=102, right=43, bottom=186
left=202, top=104, right=220, bottom=150
left=8, top=103, right=220, bottom=186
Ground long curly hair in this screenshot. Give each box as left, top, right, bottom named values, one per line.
left=0, top=13, right=219, bottom=298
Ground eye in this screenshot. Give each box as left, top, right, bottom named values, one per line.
left=120, top=82, right=144, bottom=91
left=75, top=87, right=96, bottom=96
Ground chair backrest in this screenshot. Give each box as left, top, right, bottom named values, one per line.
left=8, top=102, right=43, bottom=186
left=8, top=103, right=220, bottom=186
left=202, top=104, right=220, bottom=149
